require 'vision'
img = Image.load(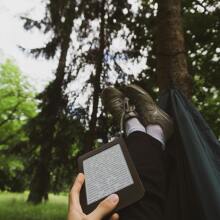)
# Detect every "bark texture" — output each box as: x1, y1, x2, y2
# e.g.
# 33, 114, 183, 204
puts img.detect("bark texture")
155, 0, 192, 98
